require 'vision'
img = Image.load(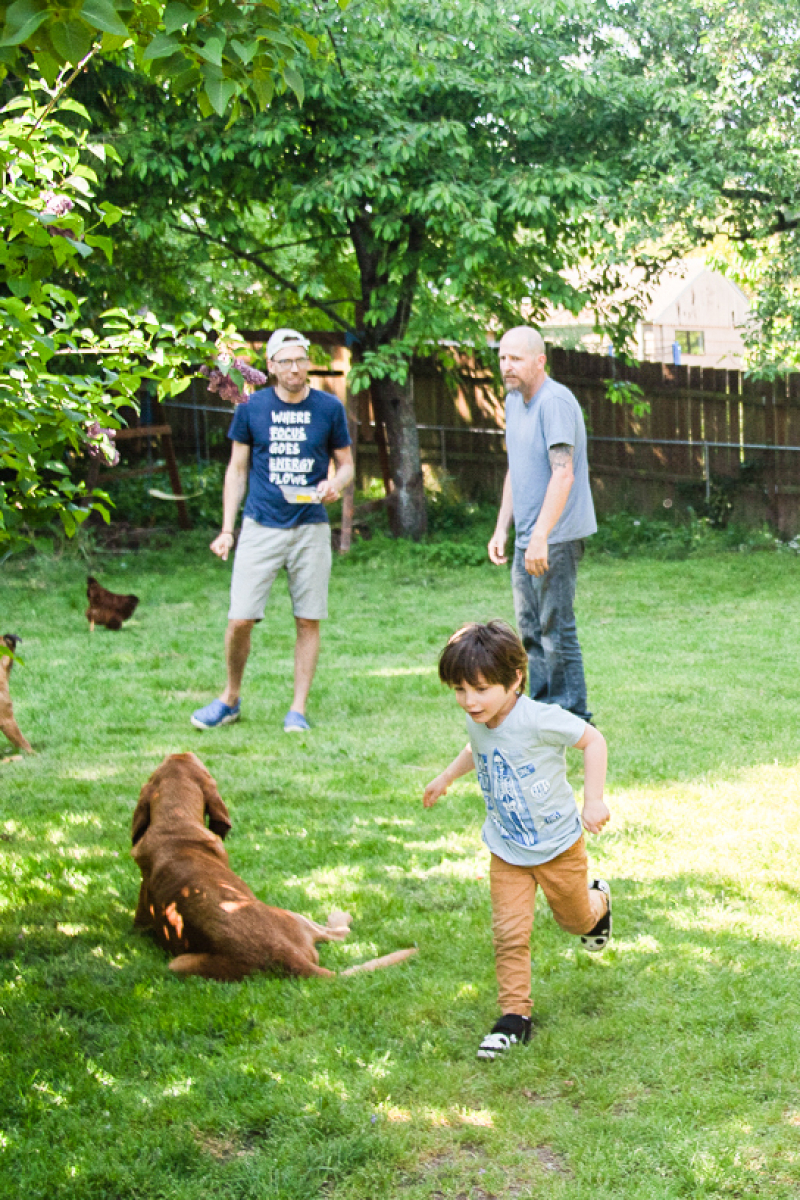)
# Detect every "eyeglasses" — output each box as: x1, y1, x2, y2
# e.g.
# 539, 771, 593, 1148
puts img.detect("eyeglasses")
272, 356, 310, 369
